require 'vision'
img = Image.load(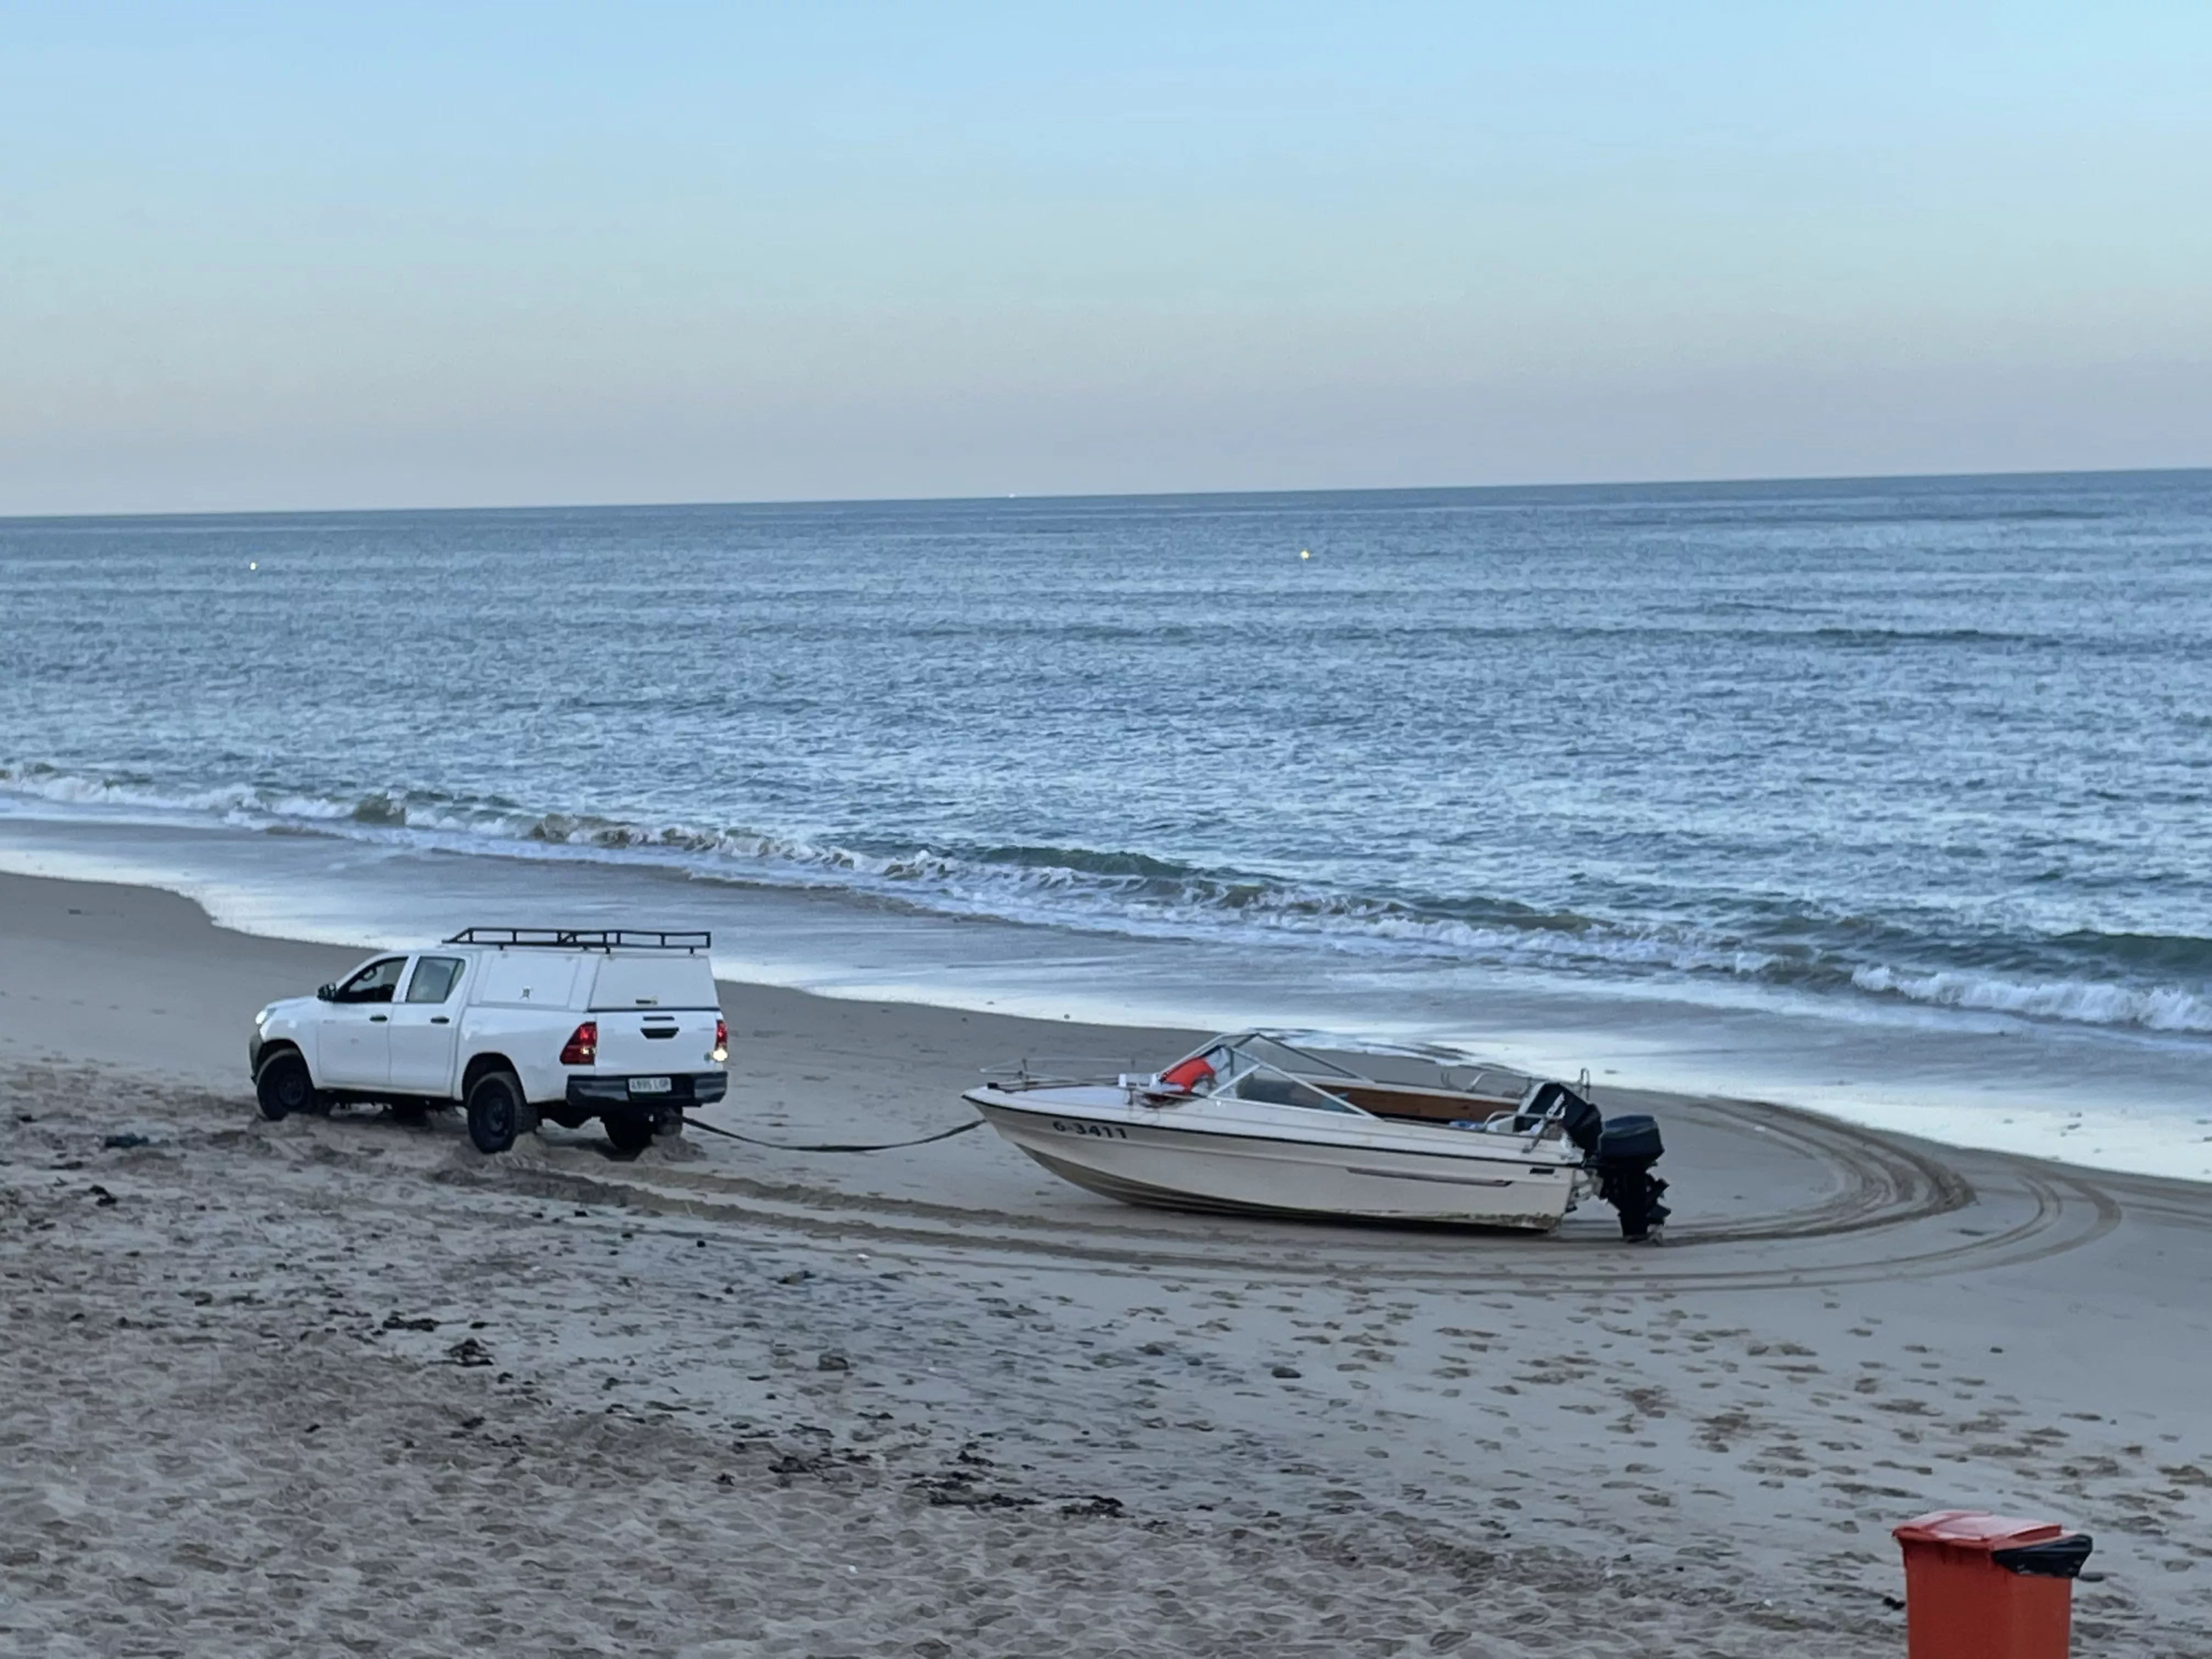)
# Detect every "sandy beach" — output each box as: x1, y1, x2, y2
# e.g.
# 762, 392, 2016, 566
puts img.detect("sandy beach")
5, 868, 2211, 1657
